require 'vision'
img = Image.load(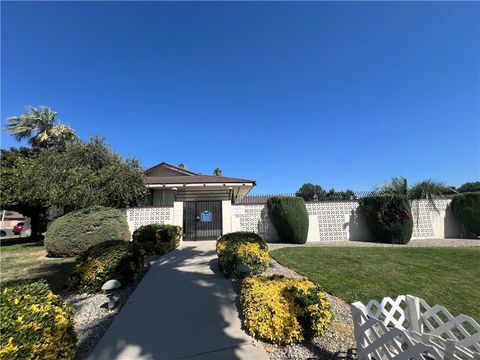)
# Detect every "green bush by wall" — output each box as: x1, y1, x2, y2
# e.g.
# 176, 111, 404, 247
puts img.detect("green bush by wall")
216, 232, 269, 278
0, 281, 77, 359
359, 194, 413, 244
68, 240, 145, 293
451, 193, 480, 236
132, 224, 182, 255
44, 206, 131, 257
267, 196, 309, 244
